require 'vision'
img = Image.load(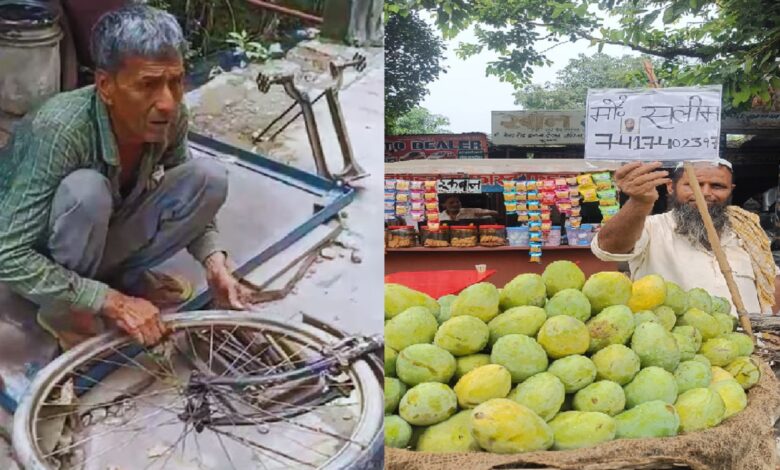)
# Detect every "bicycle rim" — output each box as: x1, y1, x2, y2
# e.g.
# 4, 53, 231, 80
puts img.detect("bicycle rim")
13, 311, 383, 470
